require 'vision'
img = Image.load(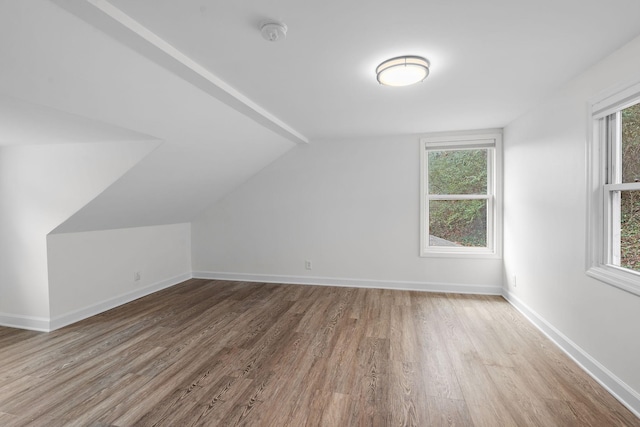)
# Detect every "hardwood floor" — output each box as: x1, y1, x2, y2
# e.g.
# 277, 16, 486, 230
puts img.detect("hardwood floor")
0, 279, 638, 426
